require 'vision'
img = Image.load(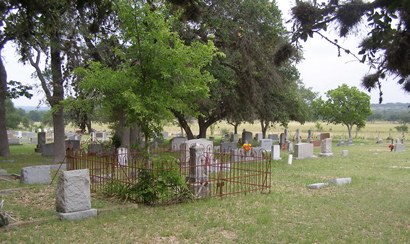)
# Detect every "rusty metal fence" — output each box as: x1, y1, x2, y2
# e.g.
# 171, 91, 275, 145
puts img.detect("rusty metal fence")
66, 147, 271, 203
